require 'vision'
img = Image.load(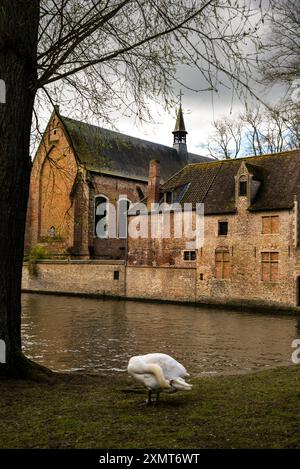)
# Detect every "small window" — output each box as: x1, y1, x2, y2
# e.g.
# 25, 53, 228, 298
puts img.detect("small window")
199, 273, 204, 280
114, 271, 120, 281
218, 221, 228, 236
239, 181, 247, 196
183, 251, 196, 261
